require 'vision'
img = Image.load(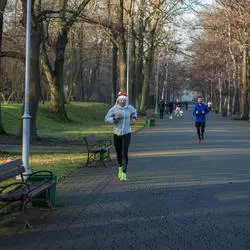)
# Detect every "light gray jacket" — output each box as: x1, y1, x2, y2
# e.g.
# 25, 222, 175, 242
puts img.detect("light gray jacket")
105, 104, 137, 135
